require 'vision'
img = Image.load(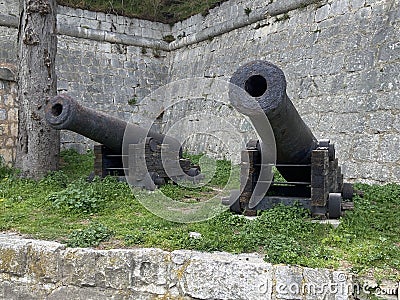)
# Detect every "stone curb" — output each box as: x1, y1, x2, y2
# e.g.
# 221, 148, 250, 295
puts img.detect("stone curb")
0, 233, 356, 300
